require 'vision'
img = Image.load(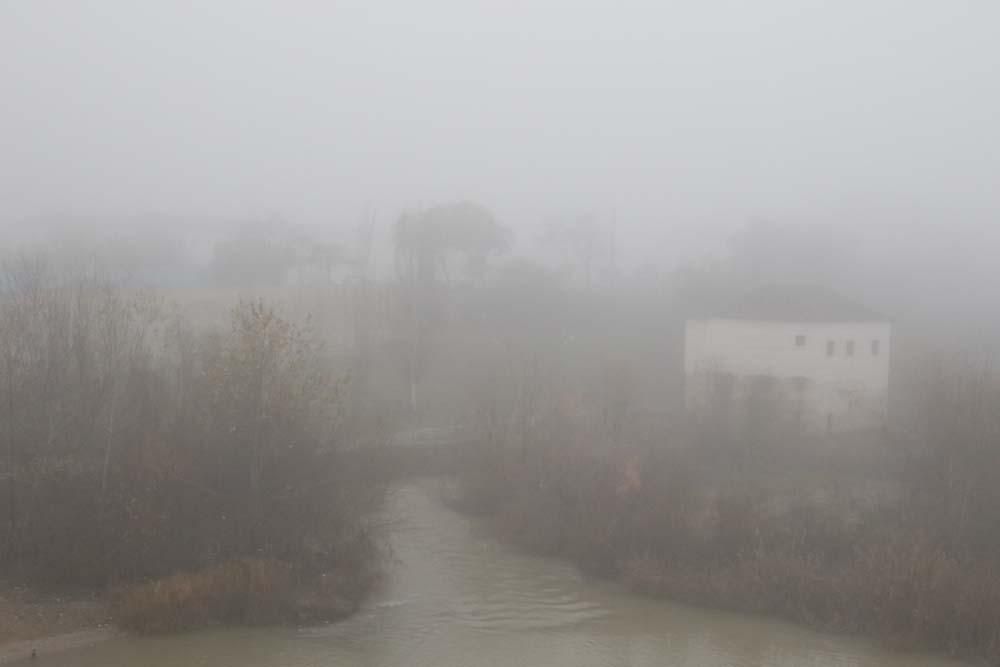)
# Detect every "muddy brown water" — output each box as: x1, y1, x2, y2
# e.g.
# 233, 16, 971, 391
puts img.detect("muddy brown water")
35, 481, 965, 667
